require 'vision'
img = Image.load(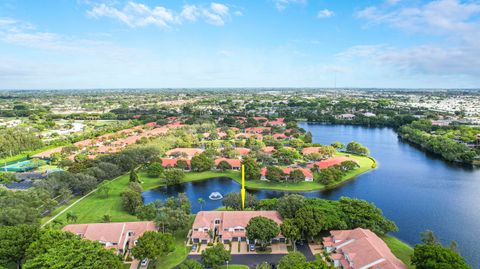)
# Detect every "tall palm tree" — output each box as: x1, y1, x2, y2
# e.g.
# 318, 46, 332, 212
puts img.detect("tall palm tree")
198, 198, 205, 211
